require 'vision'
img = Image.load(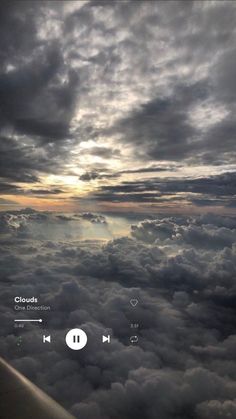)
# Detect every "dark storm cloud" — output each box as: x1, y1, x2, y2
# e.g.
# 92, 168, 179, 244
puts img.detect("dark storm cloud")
108, 81, 236, 165
201, 114, 236, 165
79, 171, 104, 181
119, 166, 178, 175
78, 192, 186, 204
1, 209, 236, 419
191, 197, 236, 208
80, 213, 107, 224
79, 166, 177, 182
0, 181, 62, 199
0, 136, 54, 183
0, 182, 21, 195
213, 47, 236, 105
0, 1, 80, 186
0, 1, 40, 70
97, 1, 236, 166
0, 0, 79, 142
0, 0, 236, 192
0, 46, 79, 140
26, 188, 64, 196
108, 82, 206, 161
81, 171, 236, 207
